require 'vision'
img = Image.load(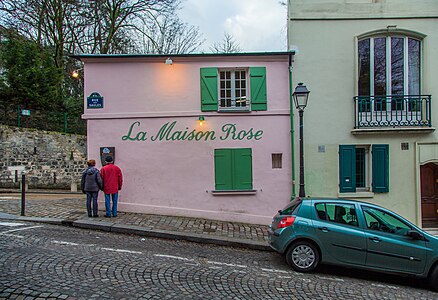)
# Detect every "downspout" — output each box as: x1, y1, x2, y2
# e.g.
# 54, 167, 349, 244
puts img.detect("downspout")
289, 52, 296, 199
